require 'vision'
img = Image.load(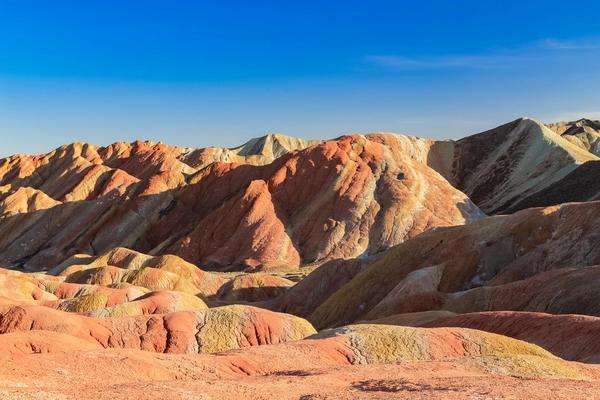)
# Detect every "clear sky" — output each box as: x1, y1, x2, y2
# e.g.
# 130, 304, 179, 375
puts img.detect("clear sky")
1, 0, 600, 157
